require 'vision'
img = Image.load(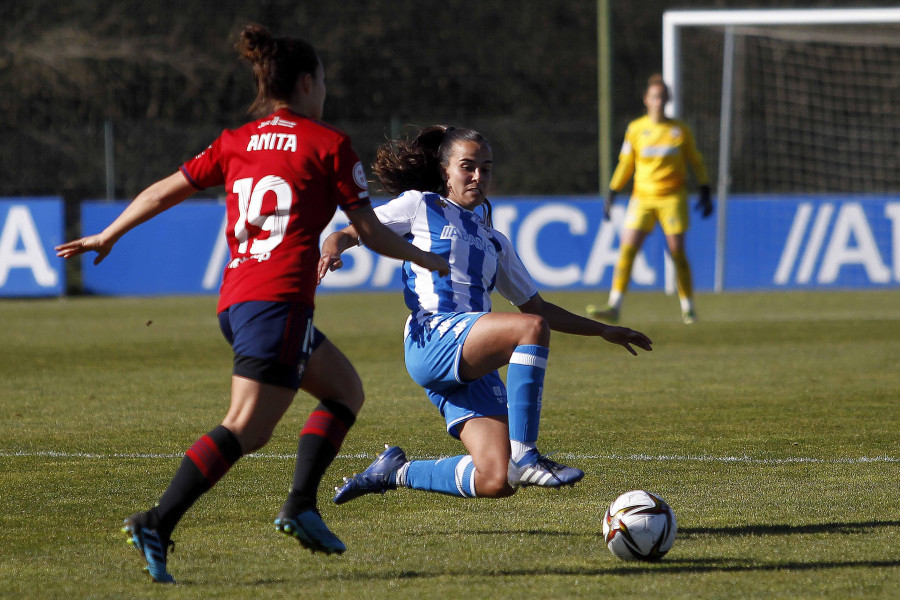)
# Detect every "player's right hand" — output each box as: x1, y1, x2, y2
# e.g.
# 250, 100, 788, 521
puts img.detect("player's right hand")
602, 190, 617, 221
55, 235, 114, 265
